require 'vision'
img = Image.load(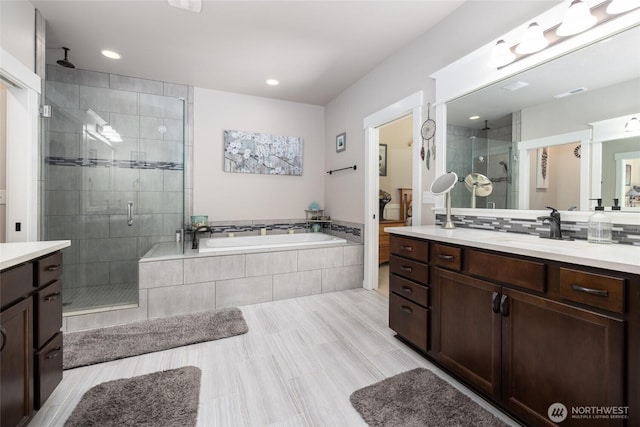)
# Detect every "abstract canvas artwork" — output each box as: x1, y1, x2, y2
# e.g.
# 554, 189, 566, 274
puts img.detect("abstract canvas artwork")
536, 147, 549, 189
223, 130, 303, 176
